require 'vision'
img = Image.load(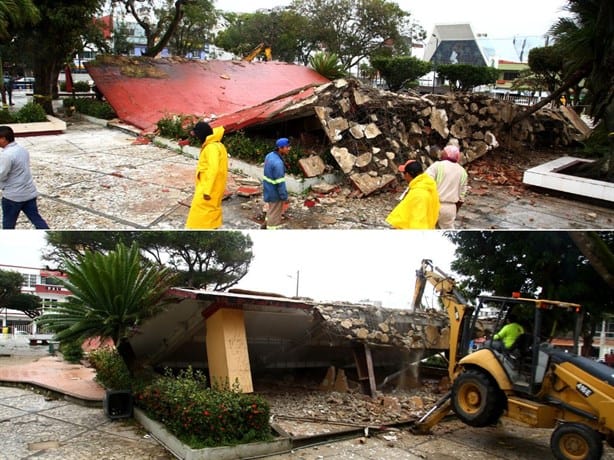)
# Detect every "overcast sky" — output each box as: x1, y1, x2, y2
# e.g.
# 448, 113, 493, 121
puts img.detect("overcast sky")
0, 230, 456, 309
214, 0, 568, 38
